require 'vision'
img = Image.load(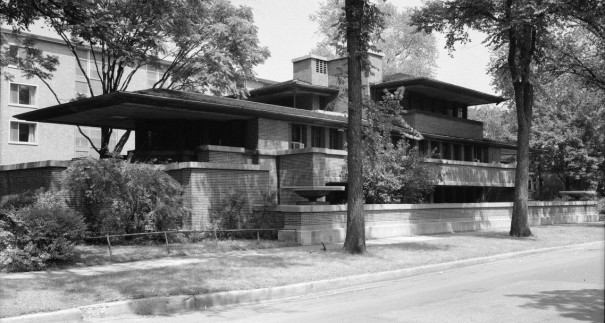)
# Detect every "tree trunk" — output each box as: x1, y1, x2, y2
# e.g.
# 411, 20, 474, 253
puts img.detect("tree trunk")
343, 0, 366, 254
99, 126, 113, 159
510, 81, 533, 237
